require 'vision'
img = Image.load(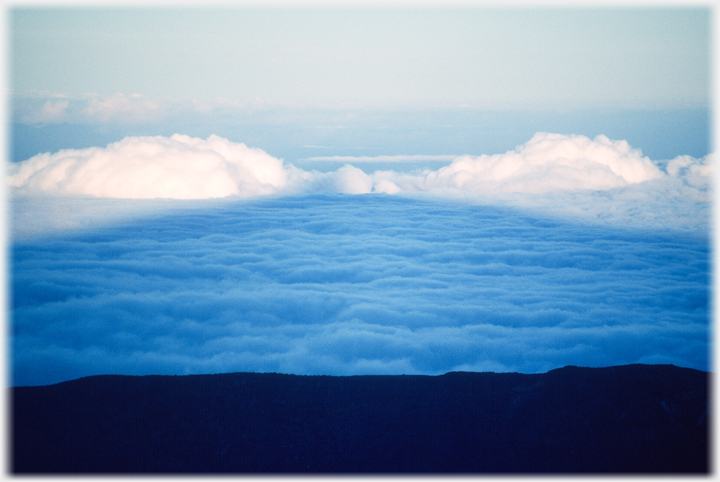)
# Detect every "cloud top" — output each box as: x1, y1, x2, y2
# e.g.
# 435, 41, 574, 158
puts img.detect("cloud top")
9, 132, 687, 199
304, 154, 458, 162
416, 133, 664, 195
9, 134, 288, 199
